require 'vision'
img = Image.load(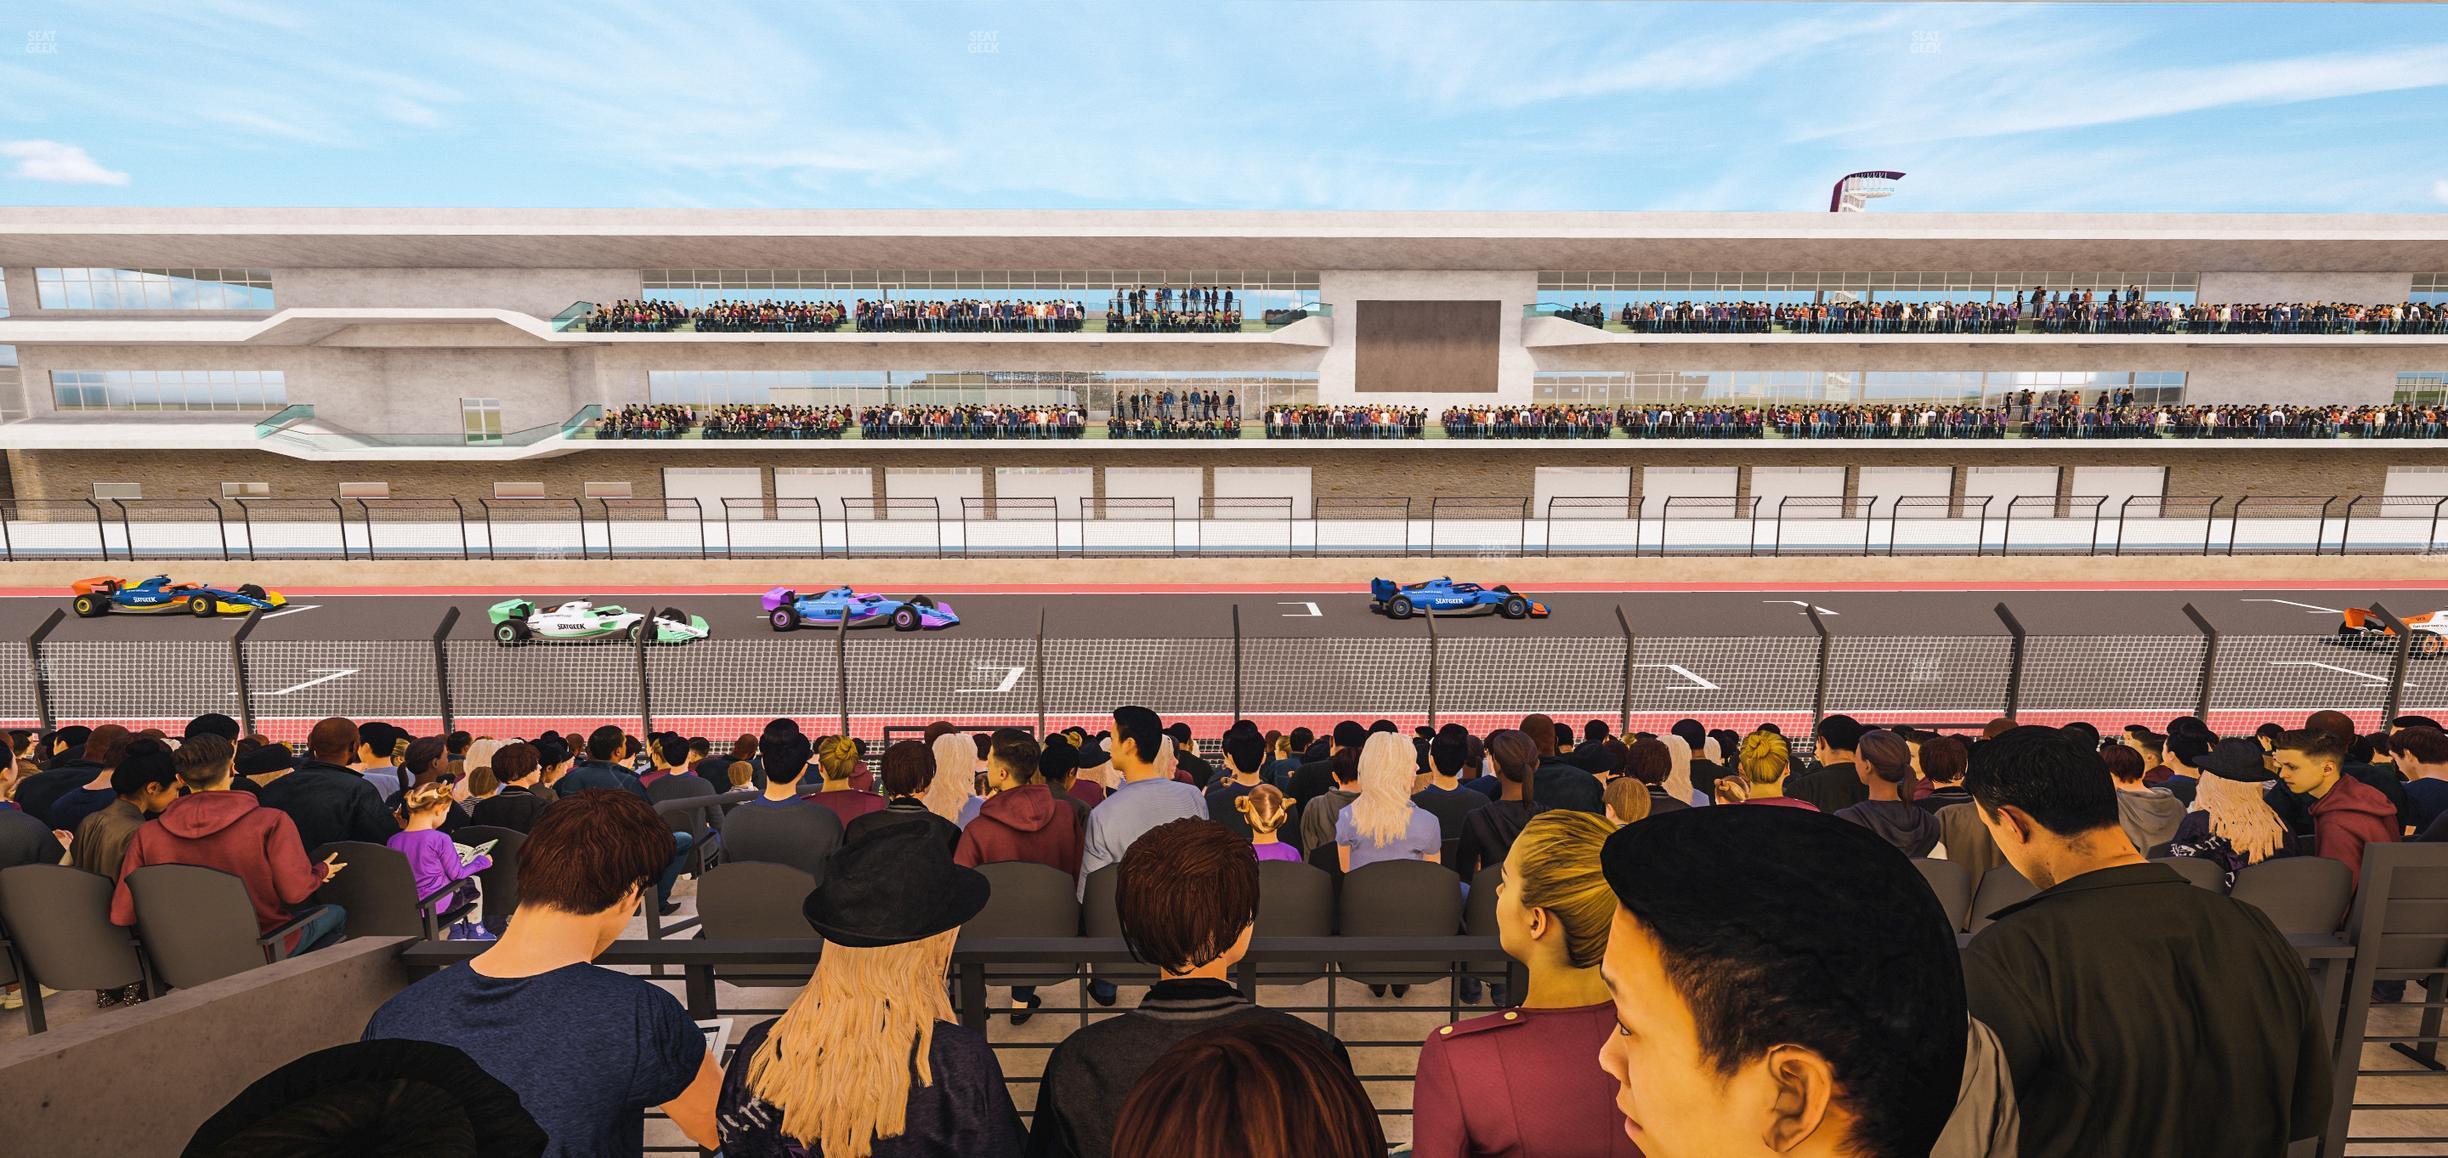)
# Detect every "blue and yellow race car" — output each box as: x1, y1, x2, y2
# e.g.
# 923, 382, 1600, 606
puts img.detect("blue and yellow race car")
1369, 577, 1549, 620
72, 575, 287, 618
